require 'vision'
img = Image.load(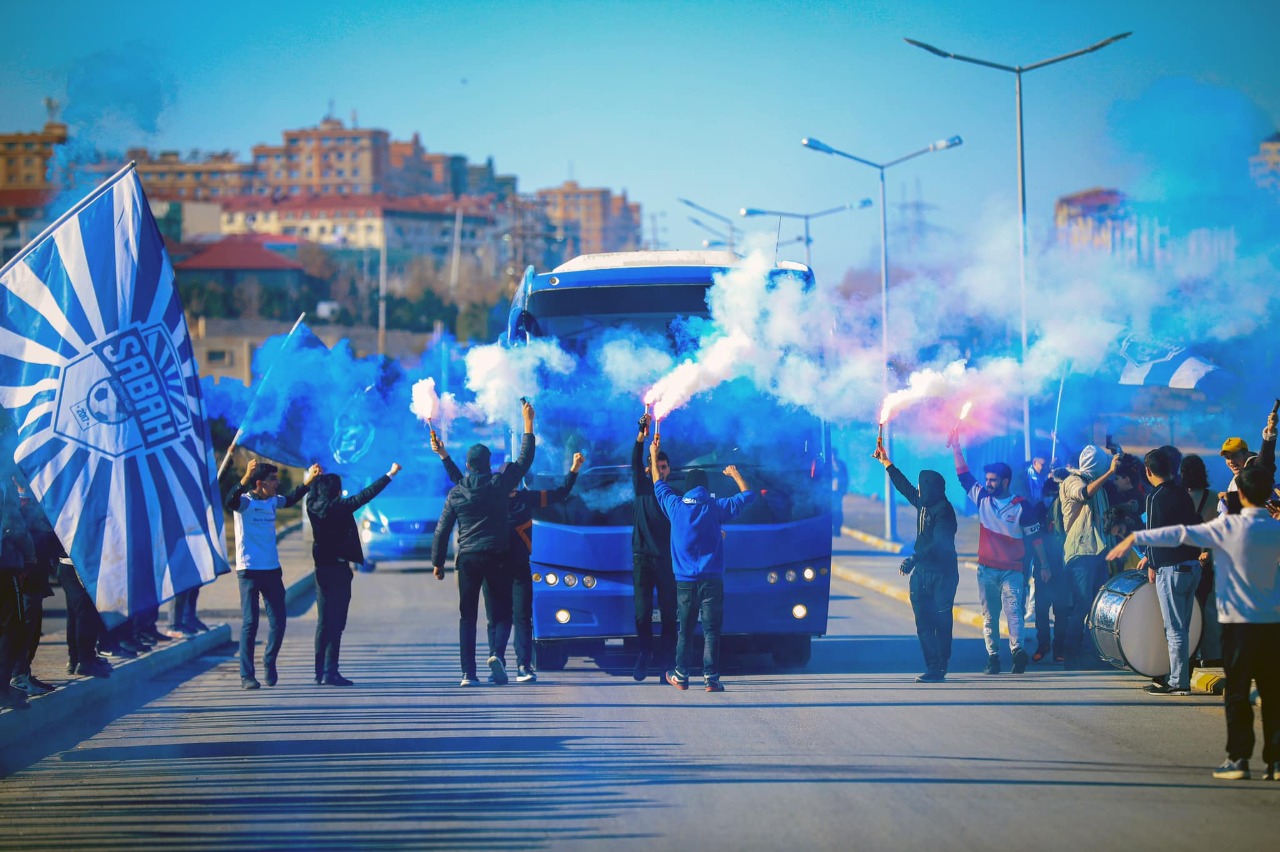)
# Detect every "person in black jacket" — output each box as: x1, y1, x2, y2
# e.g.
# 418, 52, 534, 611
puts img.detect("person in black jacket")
434, 433, 583, 684
9, 473, 59, 696
305, 461, 401, 686
875, 443, 959, 683
1, 472, 35, 710
432, 400, 536, 686
1138, 448, 1204, 695
632, 412, 676, 681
